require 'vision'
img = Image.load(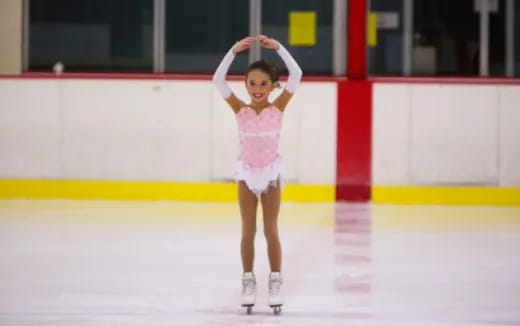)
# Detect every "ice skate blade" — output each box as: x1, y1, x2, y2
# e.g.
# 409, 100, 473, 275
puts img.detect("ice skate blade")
269, 304, 282, 315
241, 304, 254, 315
